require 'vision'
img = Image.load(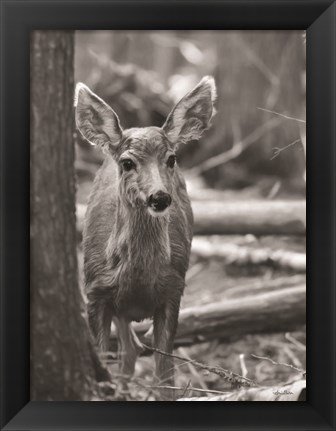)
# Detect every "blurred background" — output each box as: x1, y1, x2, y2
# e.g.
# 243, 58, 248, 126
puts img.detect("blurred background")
74, 31, 306, 400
